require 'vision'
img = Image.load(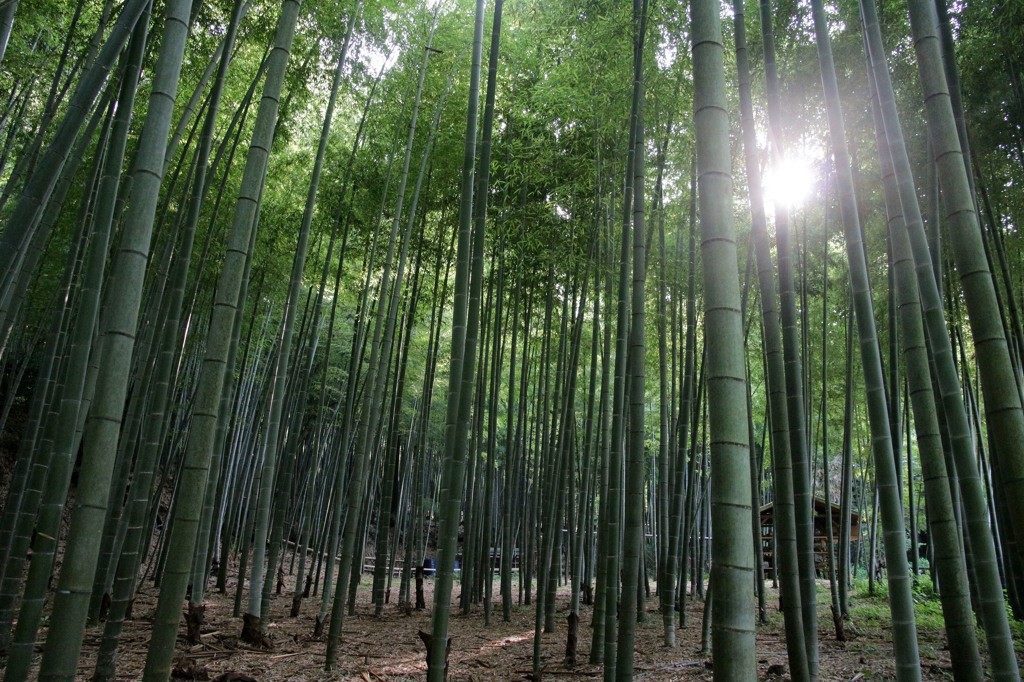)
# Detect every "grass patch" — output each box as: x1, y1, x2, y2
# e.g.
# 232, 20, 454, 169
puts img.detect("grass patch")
848, 577, 946, 630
